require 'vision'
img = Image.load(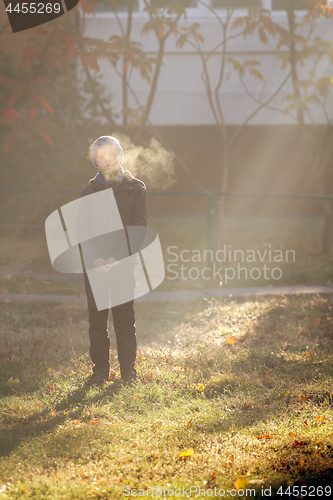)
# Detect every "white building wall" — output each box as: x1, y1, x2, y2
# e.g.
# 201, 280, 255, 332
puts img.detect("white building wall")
81, 2, 333, 125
